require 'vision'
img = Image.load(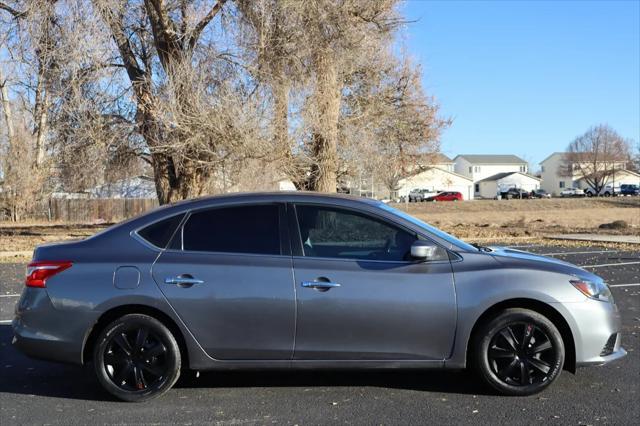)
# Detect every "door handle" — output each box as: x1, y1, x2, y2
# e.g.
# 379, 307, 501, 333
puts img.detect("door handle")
301, 281, 341, 290
165, 275, 204, 287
